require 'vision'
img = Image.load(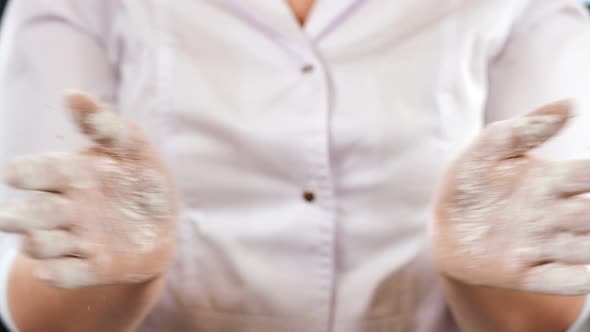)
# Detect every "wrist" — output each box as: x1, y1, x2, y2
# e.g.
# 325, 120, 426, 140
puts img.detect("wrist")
439, 273, 585, 332
9, 254, 165, 332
